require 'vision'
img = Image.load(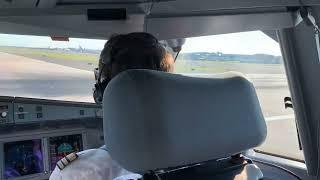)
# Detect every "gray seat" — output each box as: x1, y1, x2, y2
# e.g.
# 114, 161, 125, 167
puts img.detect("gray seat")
103, 70, 267, 179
